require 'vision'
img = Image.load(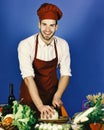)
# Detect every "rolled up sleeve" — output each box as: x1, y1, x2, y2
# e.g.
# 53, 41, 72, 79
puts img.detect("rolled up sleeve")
18, 41, 35, 79
58, 40, 72, 77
